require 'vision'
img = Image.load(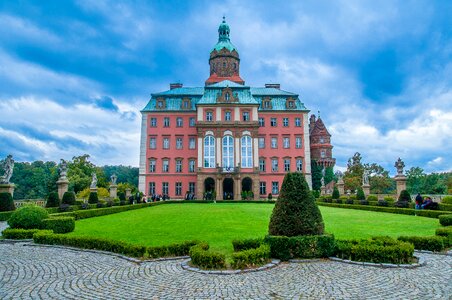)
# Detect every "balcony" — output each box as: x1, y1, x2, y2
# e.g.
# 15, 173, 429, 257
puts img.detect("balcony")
217, 166, 240, 174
